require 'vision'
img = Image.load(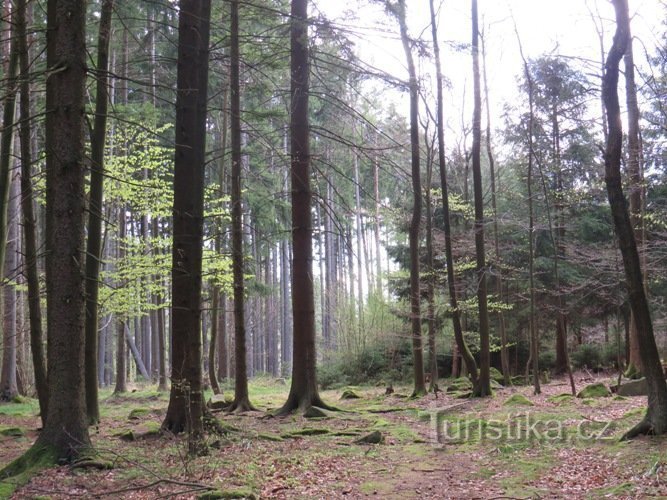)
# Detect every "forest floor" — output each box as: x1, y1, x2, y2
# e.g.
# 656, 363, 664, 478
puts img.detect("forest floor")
0, 372, 665, 499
